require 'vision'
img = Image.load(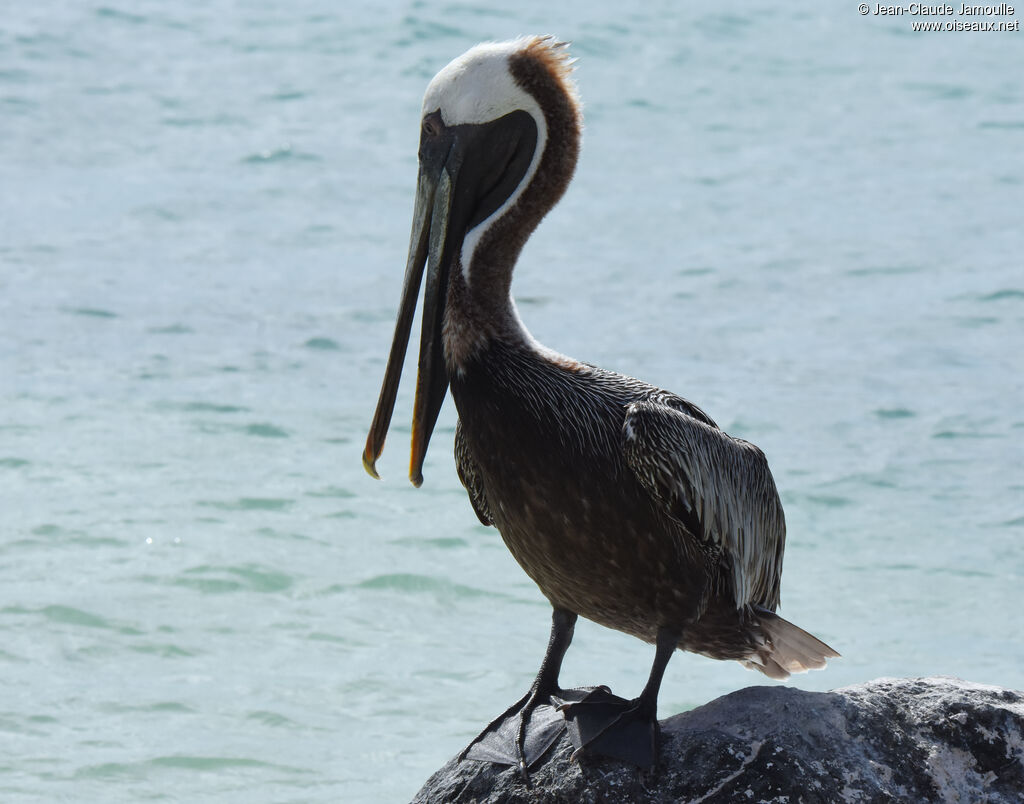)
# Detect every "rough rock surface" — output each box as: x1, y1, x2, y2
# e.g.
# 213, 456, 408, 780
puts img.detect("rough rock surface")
411, 677, 1024, 803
